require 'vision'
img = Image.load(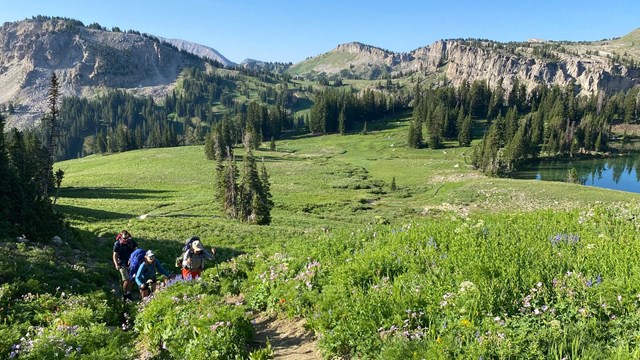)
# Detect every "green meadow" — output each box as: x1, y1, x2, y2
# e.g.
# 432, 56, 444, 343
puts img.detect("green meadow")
4, 114, 640, 358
